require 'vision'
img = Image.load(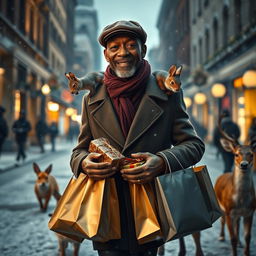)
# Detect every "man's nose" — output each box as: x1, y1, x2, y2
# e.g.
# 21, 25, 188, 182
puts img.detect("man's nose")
118, 46, 129, 56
